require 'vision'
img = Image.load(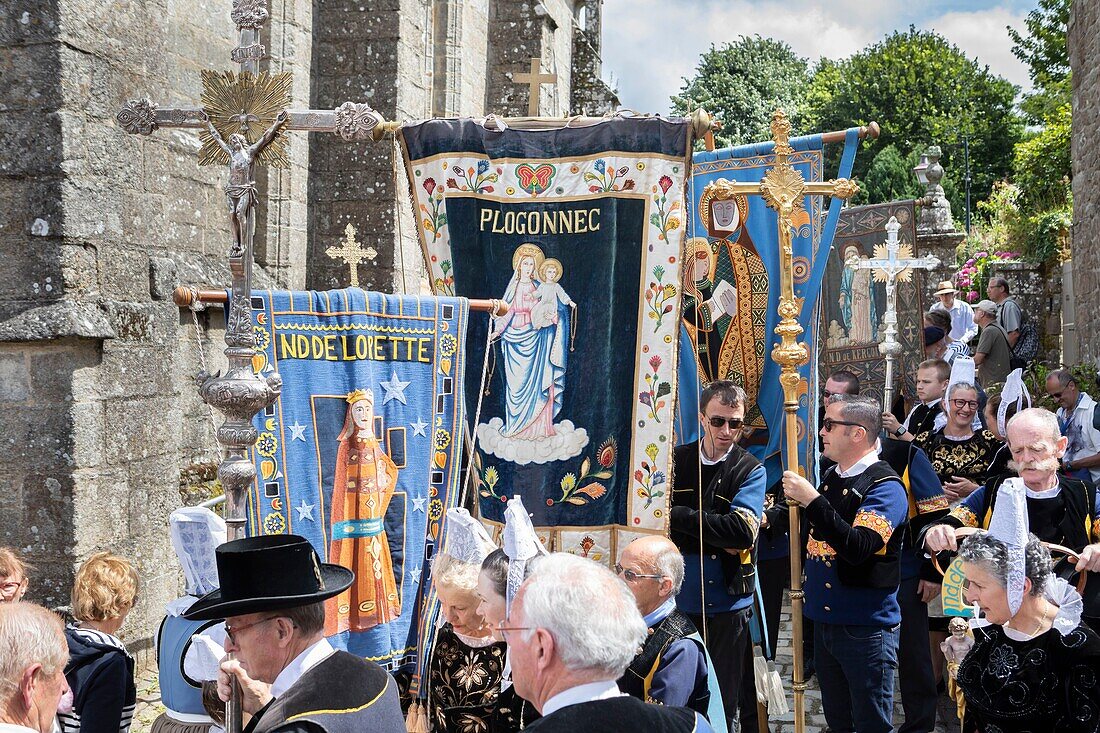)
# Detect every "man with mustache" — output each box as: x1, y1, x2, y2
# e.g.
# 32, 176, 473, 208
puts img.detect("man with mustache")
922, 407, 1100, 628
